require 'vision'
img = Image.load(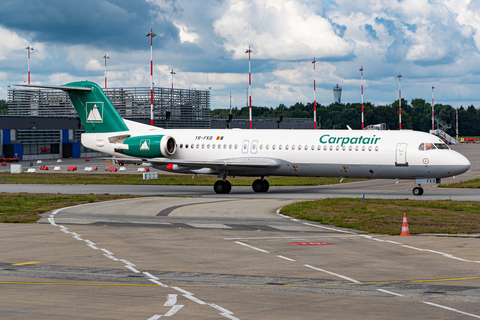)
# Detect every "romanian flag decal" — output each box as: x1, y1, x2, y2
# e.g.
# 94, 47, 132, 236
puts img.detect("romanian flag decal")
216, 136, 224, 140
